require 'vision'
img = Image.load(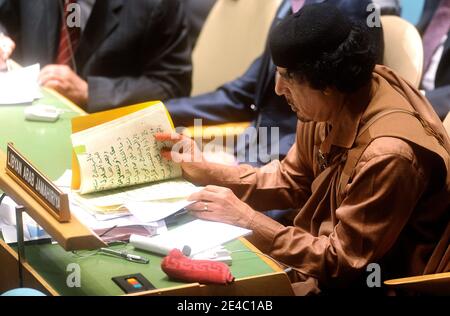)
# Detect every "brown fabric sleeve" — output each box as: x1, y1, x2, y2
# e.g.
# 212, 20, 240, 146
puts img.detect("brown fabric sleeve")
181, 122, 316, 211
265, 151, 428, 286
